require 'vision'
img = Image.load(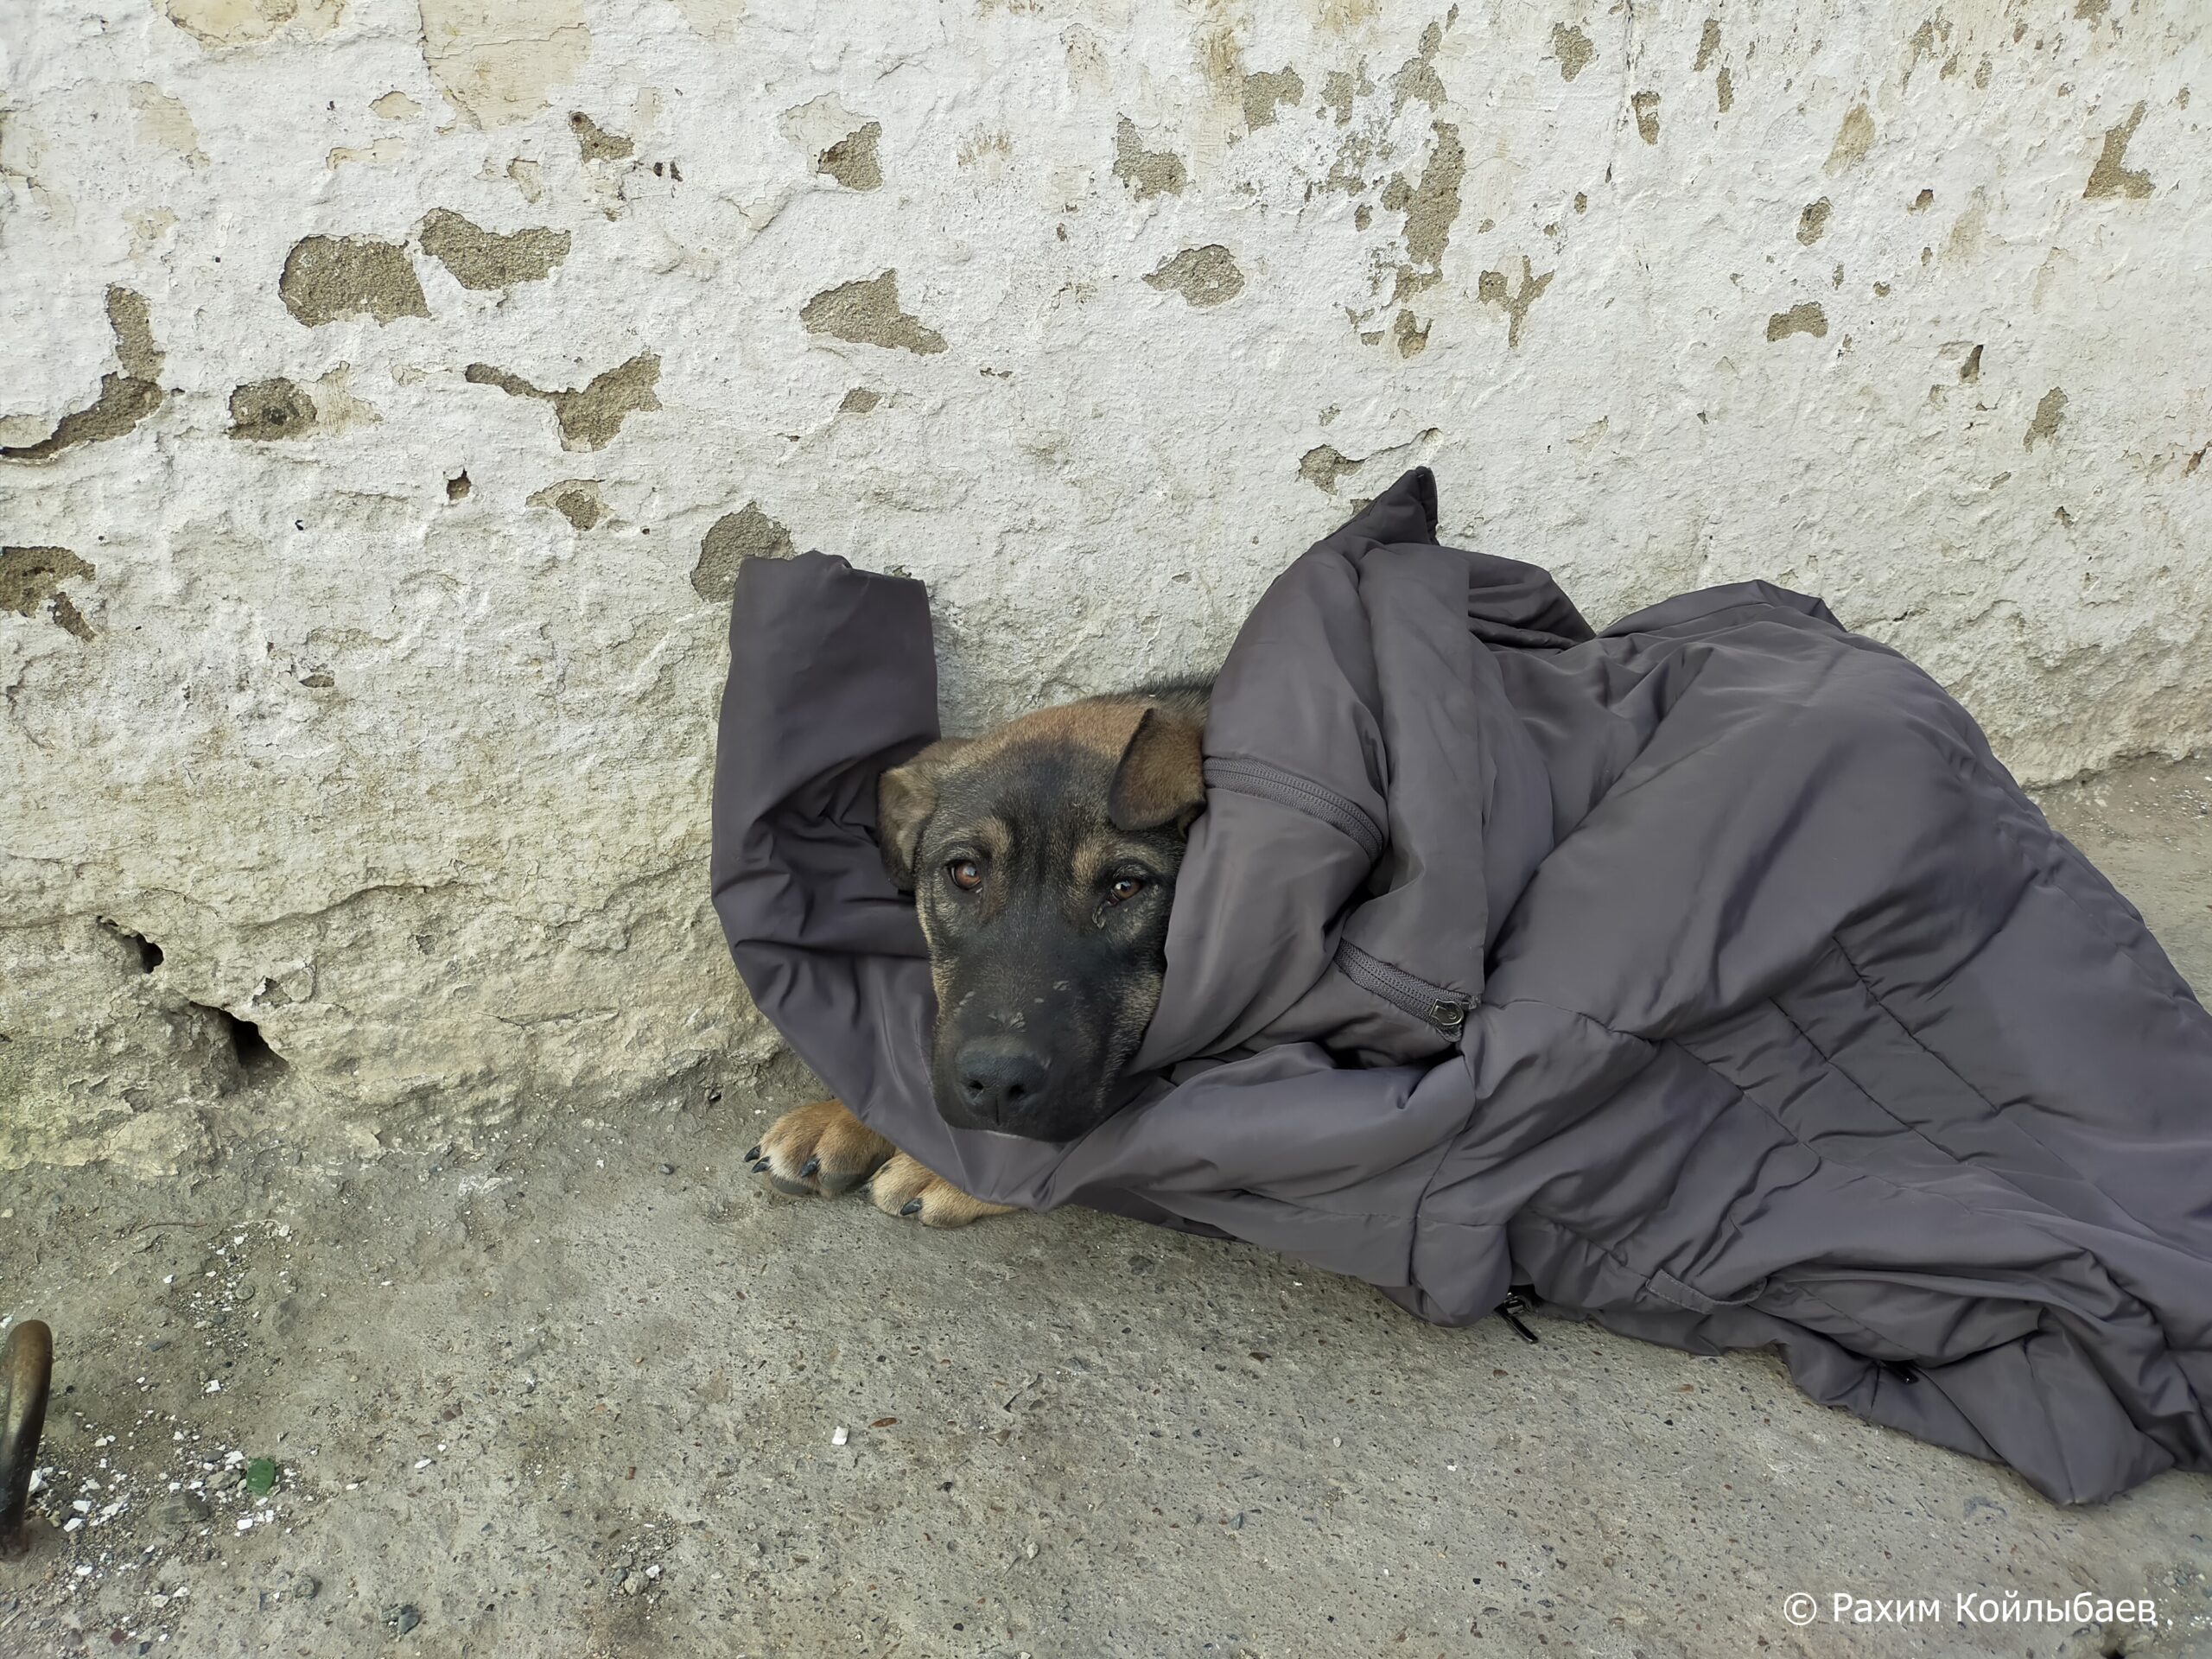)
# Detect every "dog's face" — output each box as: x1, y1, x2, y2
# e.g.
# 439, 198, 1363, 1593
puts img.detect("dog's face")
877, 696, 1206, 1141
